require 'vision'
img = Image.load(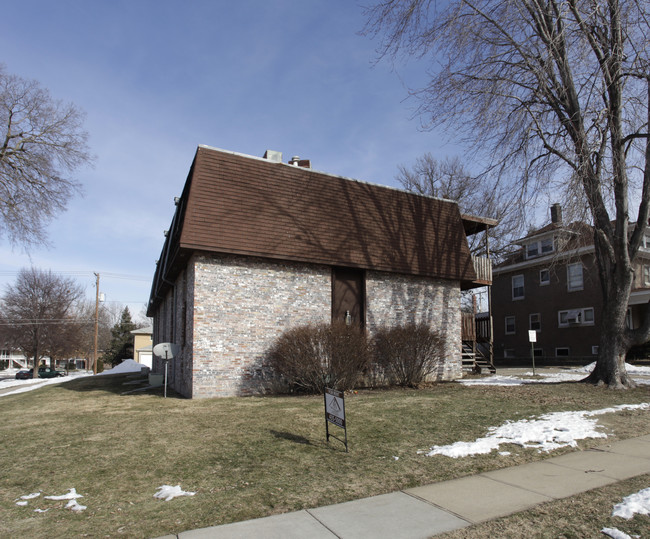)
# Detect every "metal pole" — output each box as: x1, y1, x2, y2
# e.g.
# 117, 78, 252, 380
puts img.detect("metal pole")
164, 352, 168, 398
93, 273, 99, 375
531, 341, 536, 376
